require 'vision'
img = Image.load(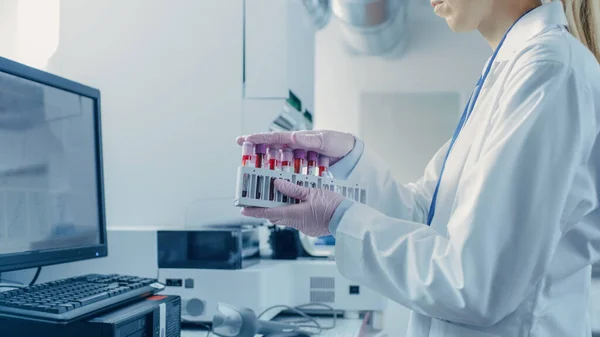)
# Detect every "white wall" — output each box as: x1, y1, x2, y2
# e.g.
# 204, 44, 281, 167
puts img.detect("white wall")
315, 1, 490, 134
0, 0, 18, 60
314, 1, 491, 335
45, 0, 246, 229
0, 0, 59, 69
